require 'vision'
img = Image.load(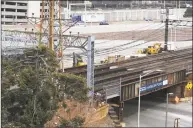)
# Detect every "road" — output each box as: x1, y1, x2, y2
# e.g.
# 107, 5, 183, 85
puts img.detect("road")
123, 98, 192, 127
